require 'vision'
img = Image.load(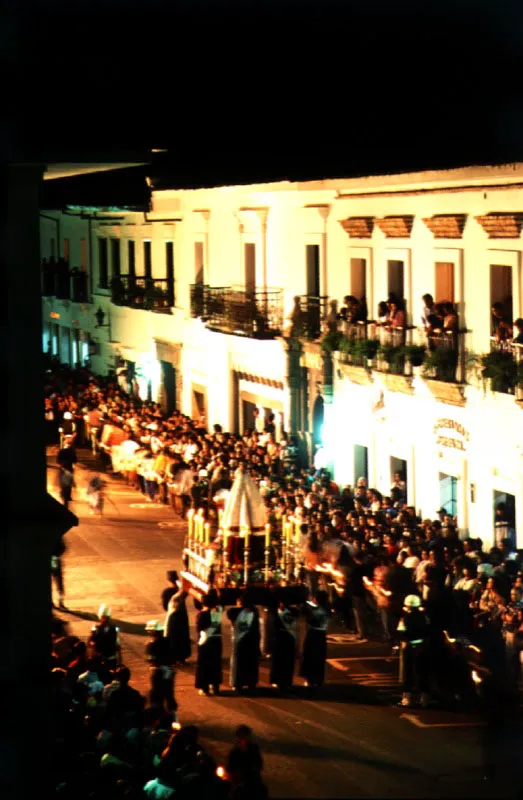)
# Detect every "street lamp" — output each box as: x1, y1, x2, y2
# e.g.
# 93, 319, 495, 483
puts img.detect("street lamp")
95, 307, 110, 328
